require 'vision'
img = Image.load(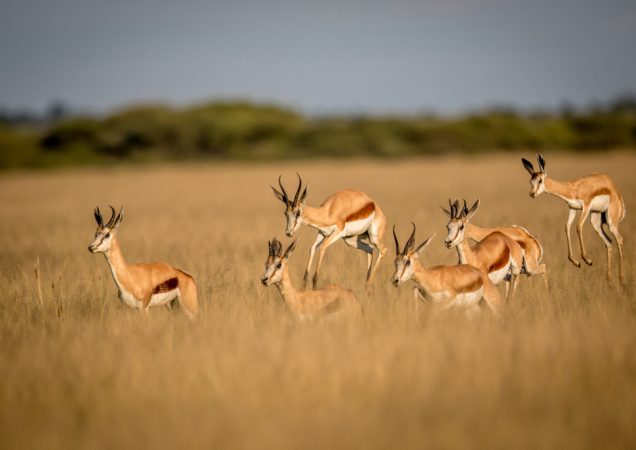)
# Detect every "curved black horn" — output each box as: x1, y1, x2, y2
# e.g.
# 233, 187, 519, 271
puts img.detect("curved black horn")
293, 173, 302, 205
106, 205, 116, 227
278, 175, 289, 201
393, 225, 400, 255
405, 222, 416, 253
460, 199, 468, 218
